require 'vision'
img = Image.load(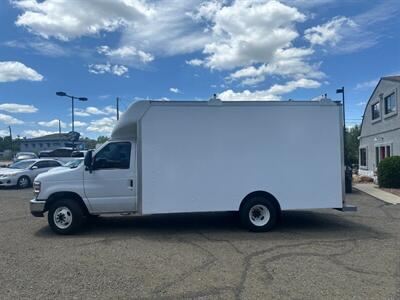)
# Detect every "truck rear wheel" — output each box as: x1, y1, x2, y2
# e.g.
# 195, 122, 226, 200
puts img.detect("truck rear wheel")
48, 199, 84, 235
240, 197, 278, 232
